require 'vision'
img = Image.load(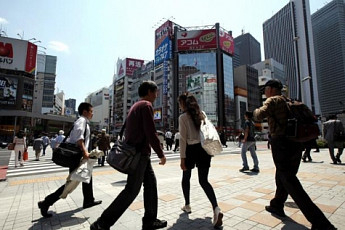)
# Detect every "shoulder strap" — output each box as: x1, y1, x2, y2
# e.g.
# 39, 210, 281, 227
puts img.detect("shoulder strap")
62, 118, 88, 143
